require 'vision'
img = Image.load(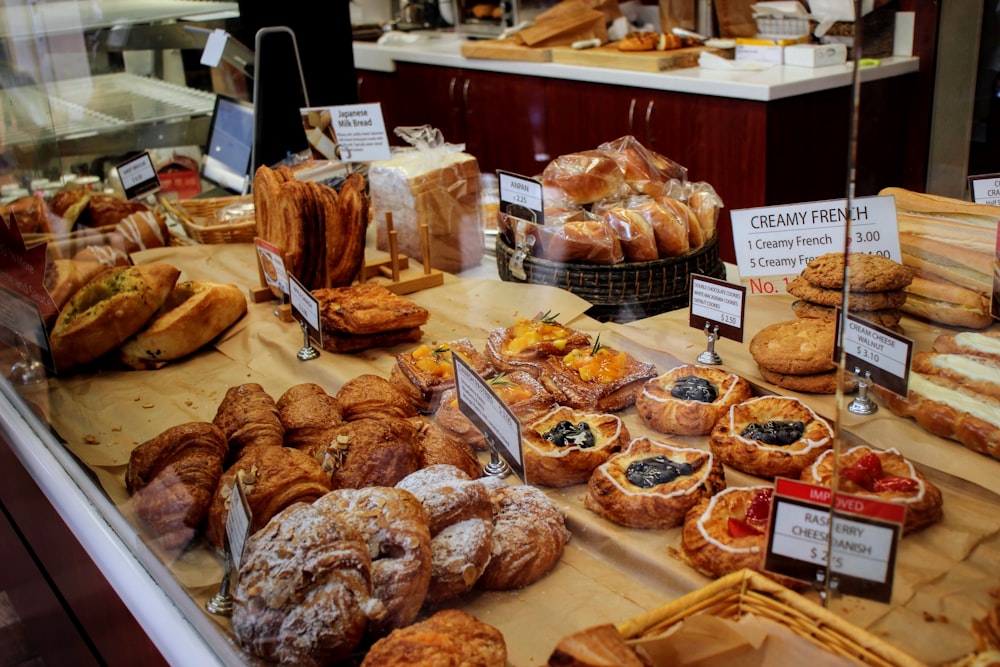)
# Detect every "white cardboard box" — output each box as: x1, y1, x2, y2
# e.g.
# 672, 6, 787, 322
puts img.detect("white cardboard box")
783, 43, 848, 67
734, 44, 785, 64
